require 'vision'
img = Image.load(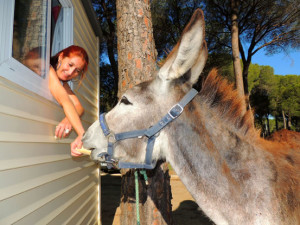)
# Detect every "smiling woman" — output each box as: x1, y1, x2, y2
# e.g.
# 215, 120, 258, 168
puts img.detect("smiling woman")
49, 45, 89, 156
